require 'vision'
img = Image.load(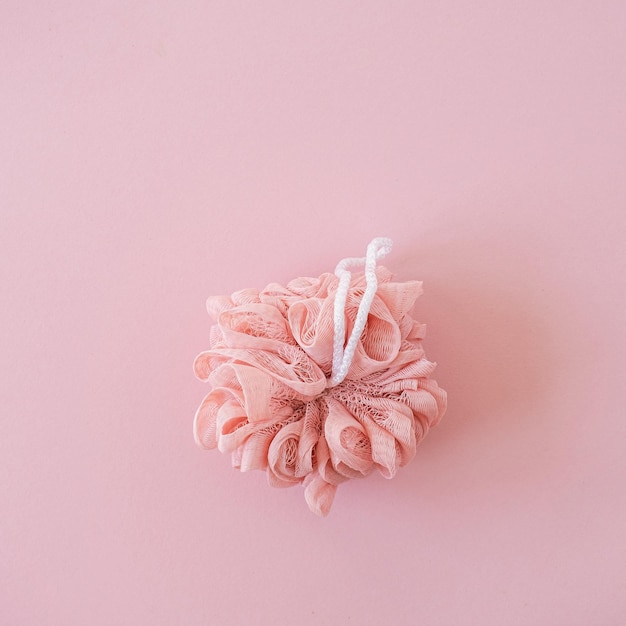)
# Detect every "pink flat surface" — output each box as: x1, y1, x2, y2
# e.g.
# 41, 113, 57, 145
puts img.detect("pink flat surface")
2, 2, 626, 624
